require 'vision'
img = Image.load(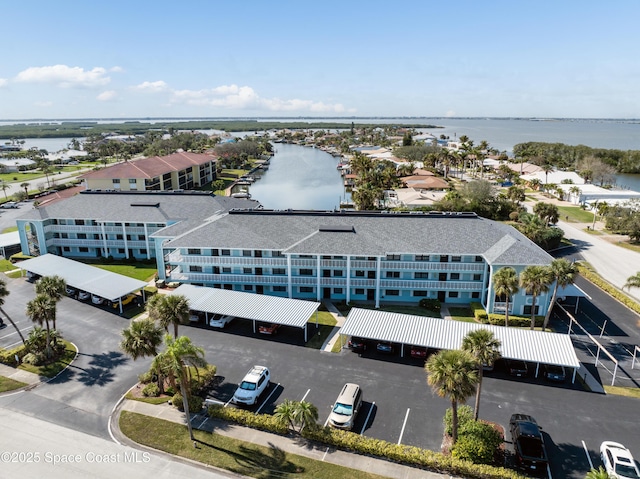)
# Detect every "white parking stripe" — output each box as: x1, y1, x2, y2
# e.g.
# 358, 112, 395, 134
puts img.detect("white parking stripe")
197, 415, 209, 429
256, 382, 280, 414
398, 408, 410, 444
582, 440, 594, 469
359, 401, 375, 436
300, 388, 310, 402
